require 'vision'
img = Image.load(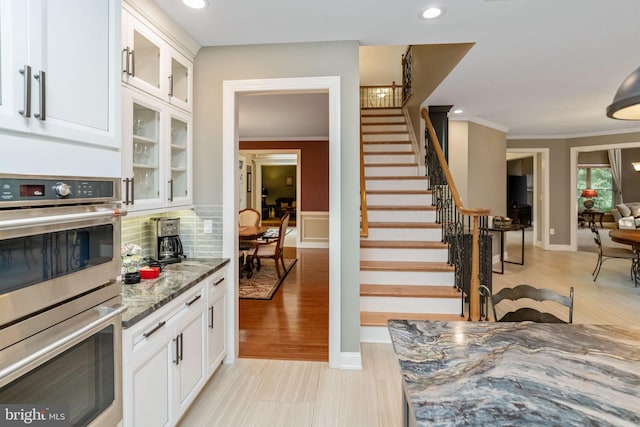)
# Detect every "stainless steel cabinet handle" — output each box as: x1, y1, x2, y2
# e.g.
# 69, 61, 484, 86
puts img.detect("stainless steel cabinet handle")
124, 178, 130, 205
130, 176, 135, 205
122, 47, 129, 75
142, 321, 166, 338
173, 335, 180, 365
33, 71, 46, 120
209, 306, 214, 329
130, 49, 135, 77
214, 277, 225, 286
18, 65, 31, 117
168, 179, 174, 202
168, 75, 174, 97
186, 294, 201, 307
